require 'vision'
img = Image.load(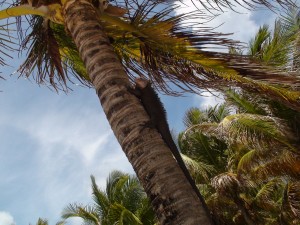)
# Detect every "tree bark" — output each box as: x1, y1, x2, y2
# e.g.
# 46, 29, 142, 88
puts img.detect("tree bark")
62, 0, 213, 224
